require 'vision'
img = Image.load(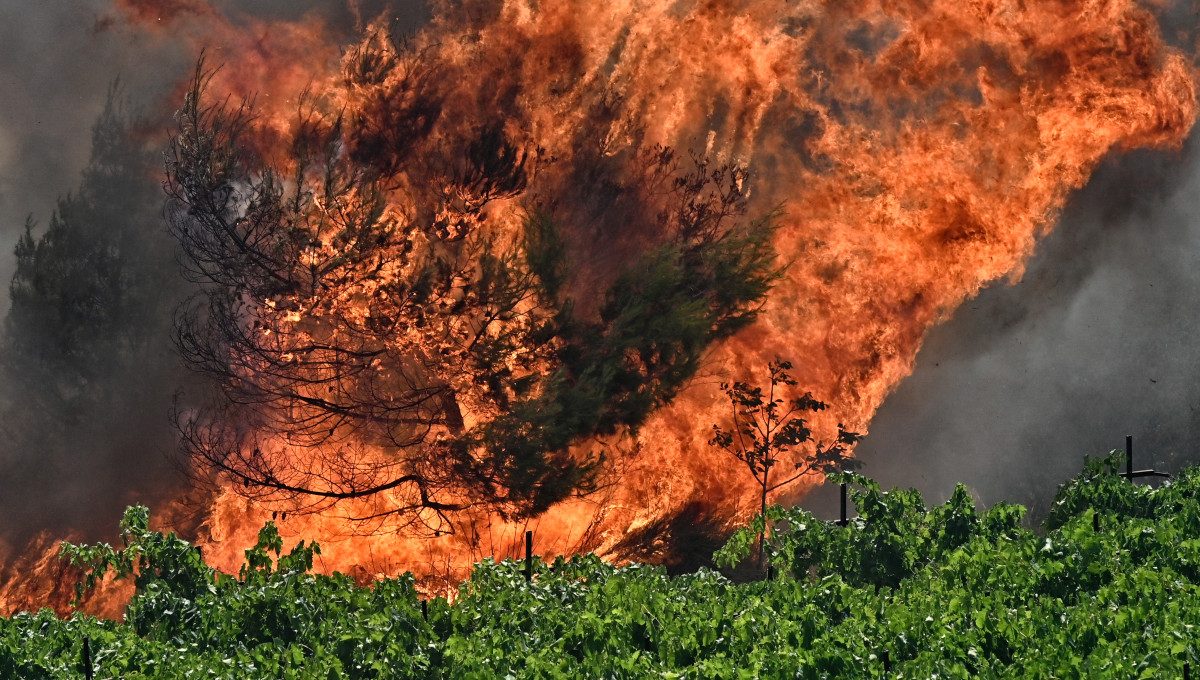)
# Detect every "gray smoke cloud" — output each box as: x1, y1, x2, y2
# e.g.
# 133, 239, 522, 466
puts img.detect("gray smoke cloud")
0, 1, 180, 311
810, 4, 1200, 521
